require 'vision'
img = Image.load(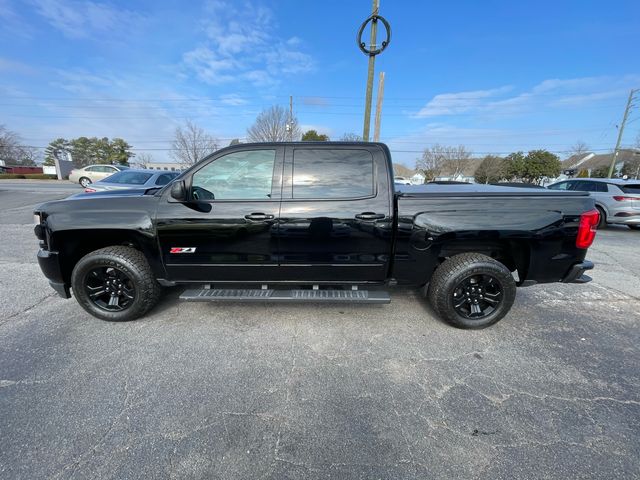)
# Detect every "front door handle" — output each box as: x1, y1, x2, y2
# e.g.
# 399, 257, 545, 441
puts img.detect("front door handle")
244, 213, 275, 221
355, 212, 386, 220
